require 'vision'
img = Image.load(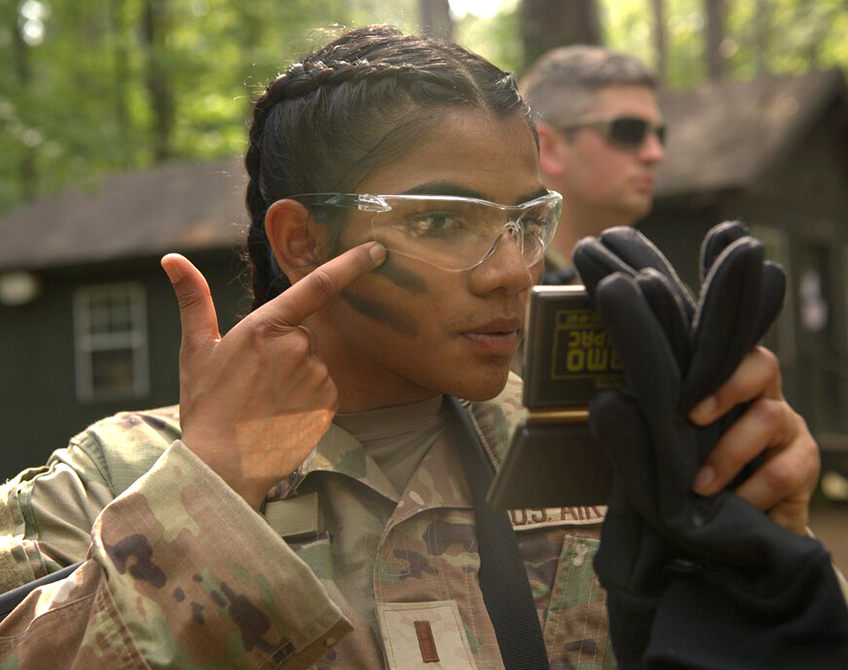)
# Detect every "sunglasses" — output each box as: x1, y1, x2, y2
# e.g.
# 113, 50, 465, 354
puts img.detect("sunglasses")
289, 191, 562, 272
560, 115, 666, 148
